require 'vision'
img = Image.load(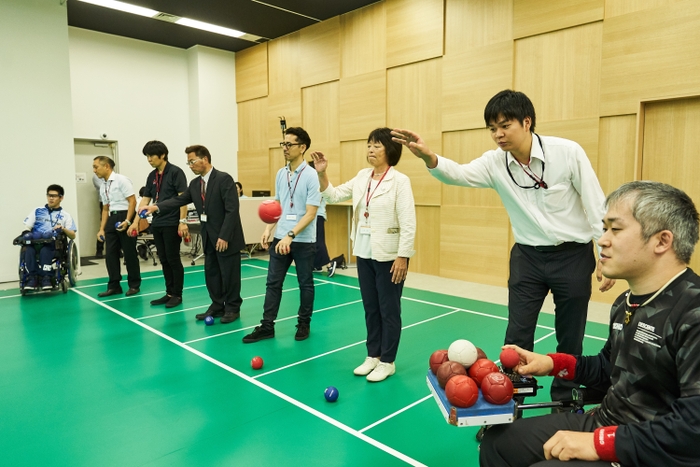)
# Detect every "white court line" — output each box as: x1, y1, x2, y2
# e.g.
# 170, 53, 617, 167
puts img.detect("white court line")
70, 287, 426, 467
360, 395, 433, 434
